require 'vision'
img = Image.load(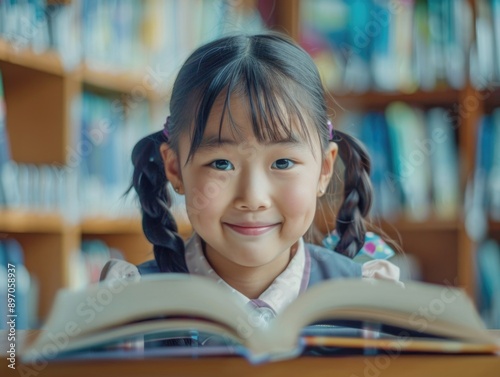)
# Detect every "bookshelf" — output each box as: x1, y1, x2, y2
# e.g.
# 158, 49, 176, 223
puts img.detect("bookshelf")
270, 0, 495, 299
322, 85, 481, 292
0, 0, 497, 322
296, 0, 499, 300
0, 39, 64, 75
0, 0, 270, 320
